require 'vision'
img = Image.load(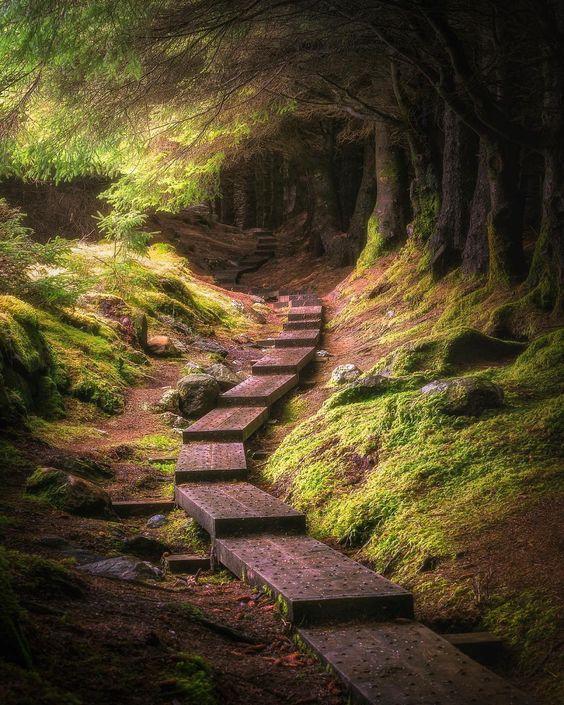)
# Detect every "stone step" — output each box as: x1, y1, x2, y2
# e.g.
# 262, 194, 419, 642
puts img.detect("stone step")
176, 442, 247, 482
251, 347, 316, 375
444, 631, 504, 666
288, 306, 323, 321
182, 406, 268, 442
273, 329, 321, 348
298, 621, 532, 705
219, 374, 298, 407
273, 301, 288, 310
283, 319, 322, 331
176, 483, 307, 538
215, 534, 413, 625
112, 499, 175, 517
165, 554, 211, 574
